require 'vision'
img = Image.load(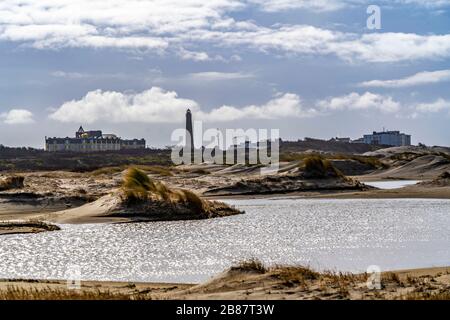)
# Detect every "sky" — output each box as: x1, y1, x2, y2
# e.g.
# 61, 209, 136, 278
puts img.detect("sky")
0, 0, 450, 148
